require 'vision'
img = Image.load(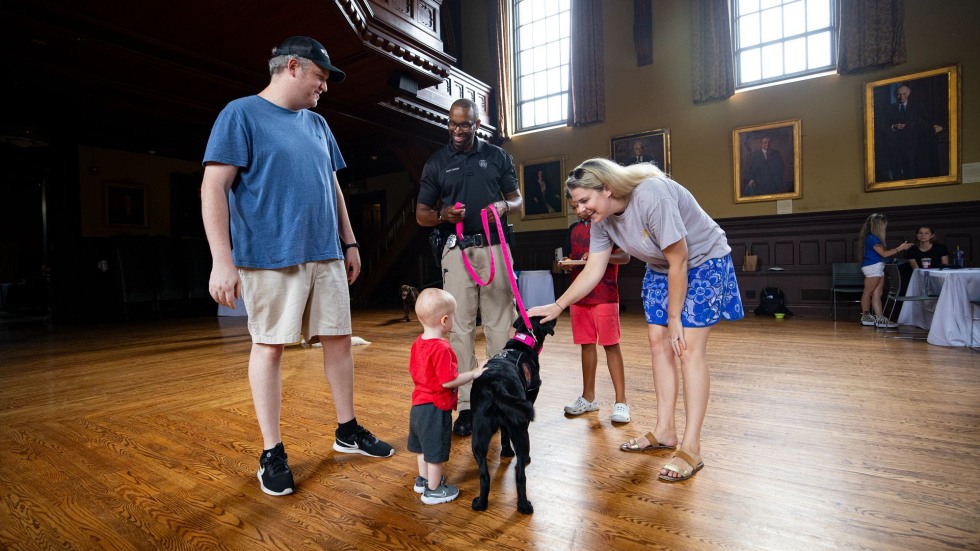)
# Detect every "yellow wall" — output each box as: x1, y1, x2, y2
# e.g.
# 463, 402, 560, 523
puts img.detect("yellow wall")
464, 0, 980, 233
78, 145, 201, 237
